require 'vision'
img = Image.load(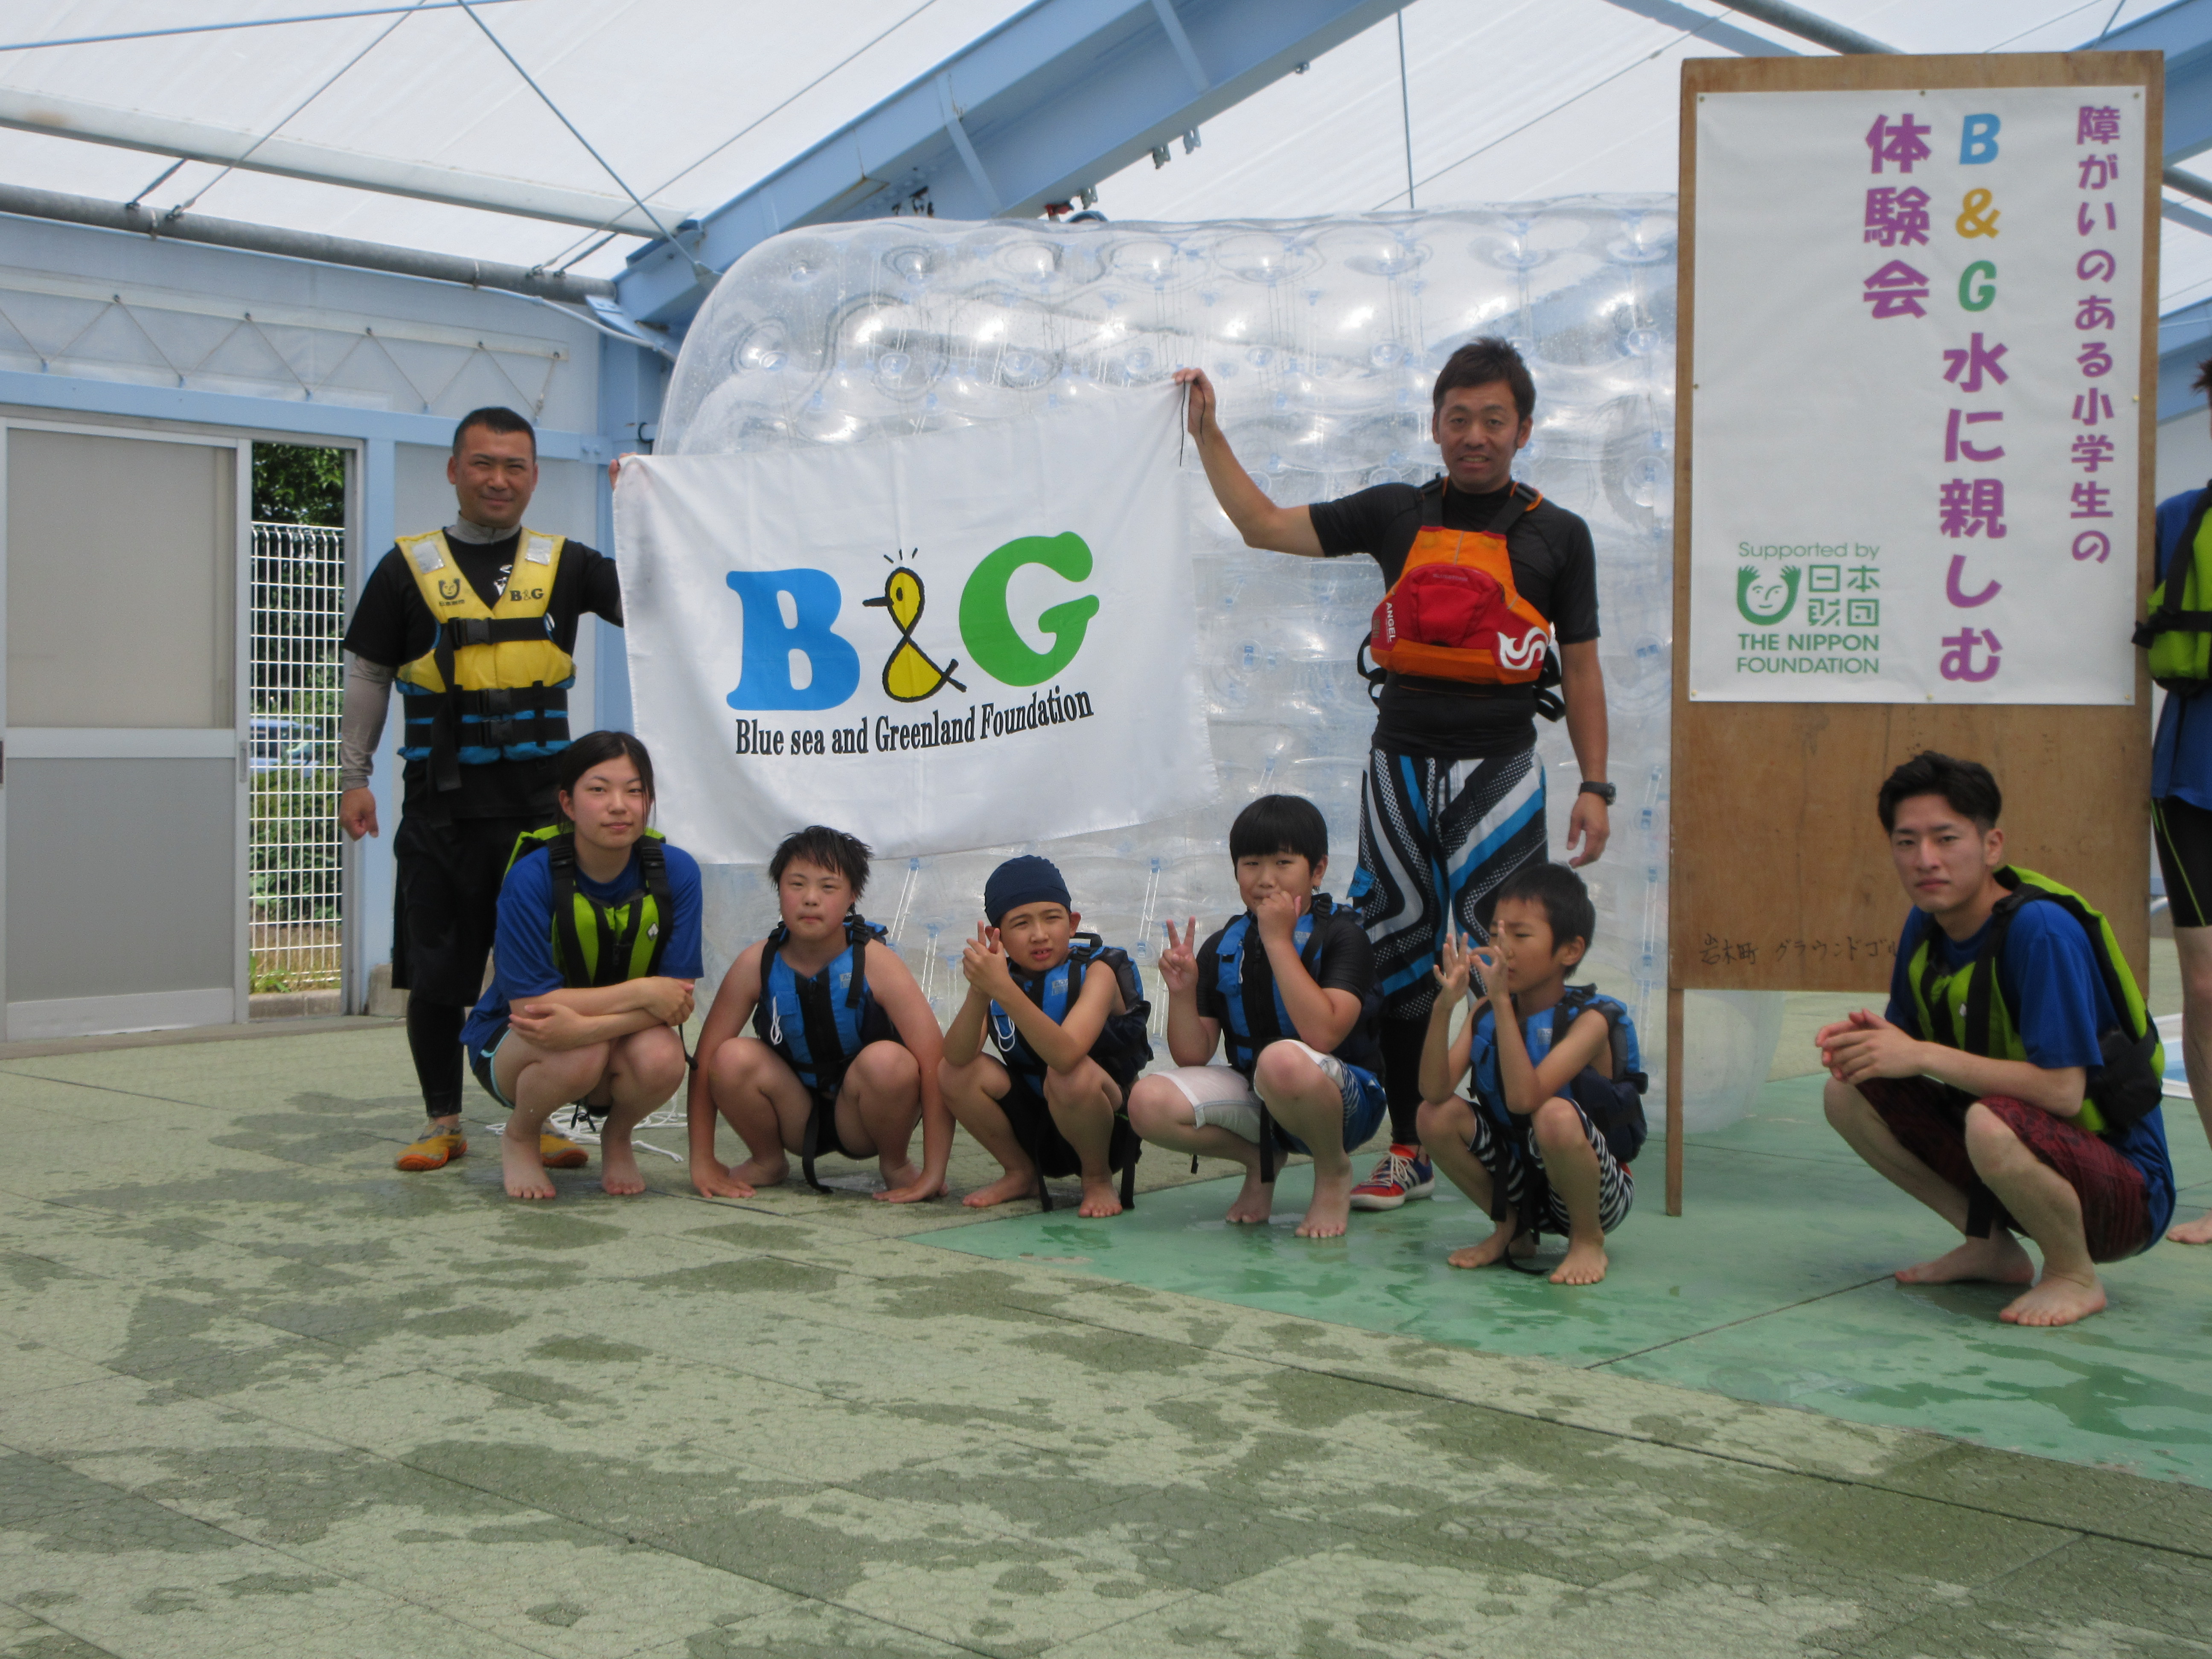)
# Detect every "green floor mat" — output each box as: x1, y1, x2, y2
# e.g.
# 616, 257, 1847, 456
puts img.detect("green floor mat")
934, 1074, 2212, 1486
